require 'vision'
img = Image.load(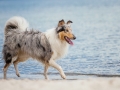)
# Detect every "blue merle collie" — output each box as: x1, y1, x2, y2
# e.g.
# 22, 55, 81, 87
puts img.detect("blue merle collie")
2, 16, 76, 79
